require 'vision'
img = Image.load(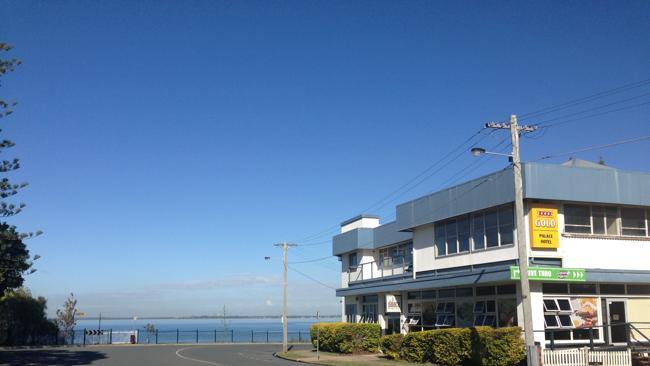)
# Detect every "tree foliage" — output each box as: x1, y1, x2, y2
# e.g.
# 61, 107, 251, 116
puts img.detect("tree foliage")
0, 42, 40, 296
0, 288, 58, 346
0, 223, 31, 294
56, 293, 78, 335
